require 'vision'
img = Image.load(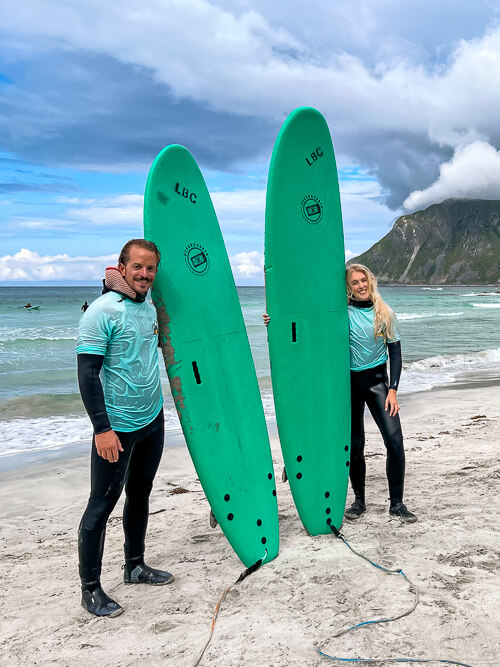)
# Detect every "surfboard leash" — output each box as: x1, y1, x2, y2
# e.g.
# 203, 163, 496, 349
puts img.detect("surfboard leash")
315, 525, 474, 667
193, 550, 268, 667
